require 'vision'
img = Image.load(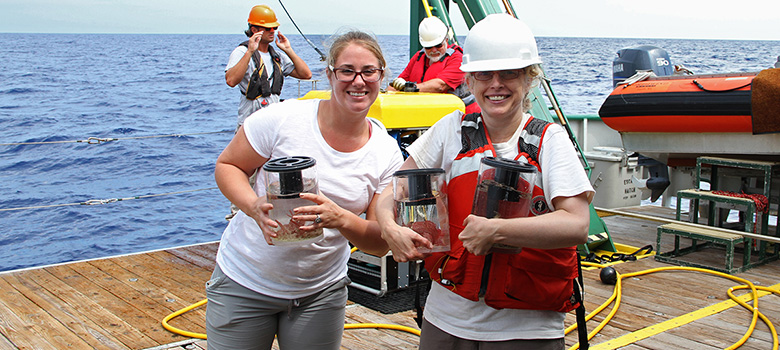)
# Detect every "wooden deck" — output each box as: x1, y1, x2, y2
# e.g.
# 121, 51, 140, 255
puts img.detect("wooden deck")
0, 205, 778, 349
